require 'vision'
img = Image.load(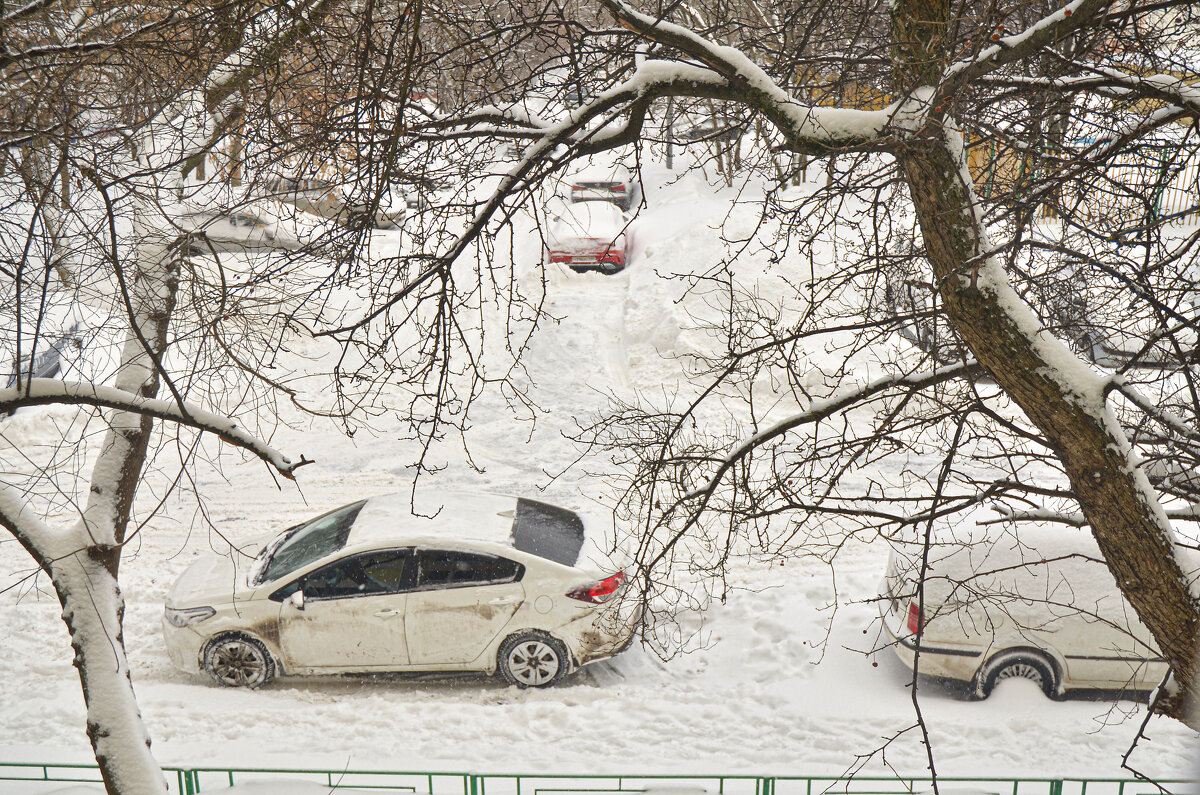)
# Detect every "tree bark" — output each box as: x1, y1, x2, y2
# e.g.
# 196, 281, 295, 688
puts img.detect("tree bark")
889, 0, 1200, 727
